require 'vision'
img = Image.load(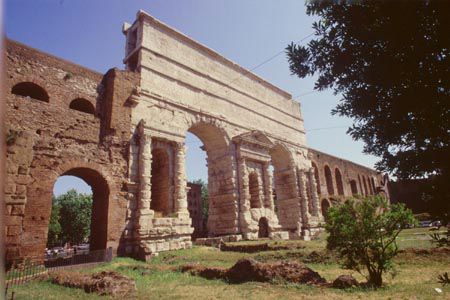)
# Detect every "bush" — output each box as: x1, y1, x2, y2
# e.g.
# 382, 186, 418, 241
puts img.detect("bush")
325, 196, 416, 287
